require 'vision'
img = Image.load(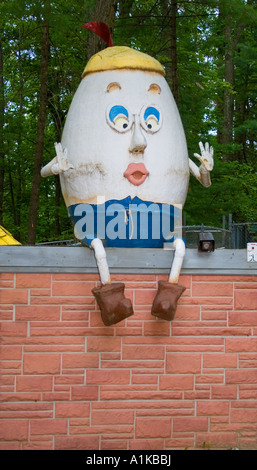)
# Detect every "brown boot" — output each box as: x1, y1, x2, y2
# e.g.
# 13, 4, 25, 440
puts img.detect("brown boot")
151, 280, 186, 321
92, 282, 134, 326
